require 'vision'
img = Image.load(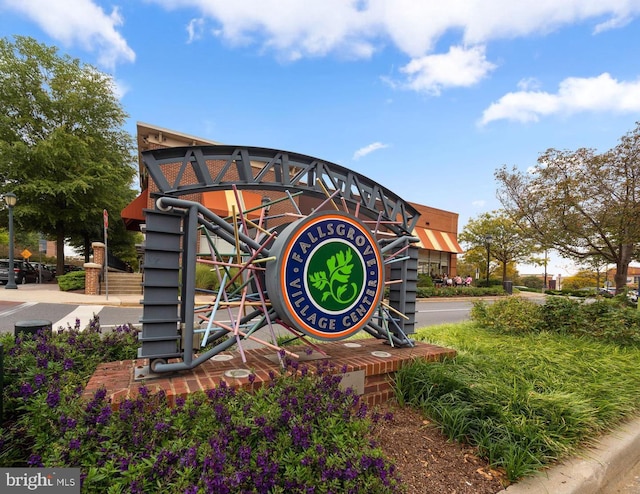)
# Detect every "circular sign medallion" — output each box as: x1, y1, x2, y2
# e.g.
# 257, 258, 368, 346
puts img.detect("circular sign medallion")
266, 211, 384, 340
